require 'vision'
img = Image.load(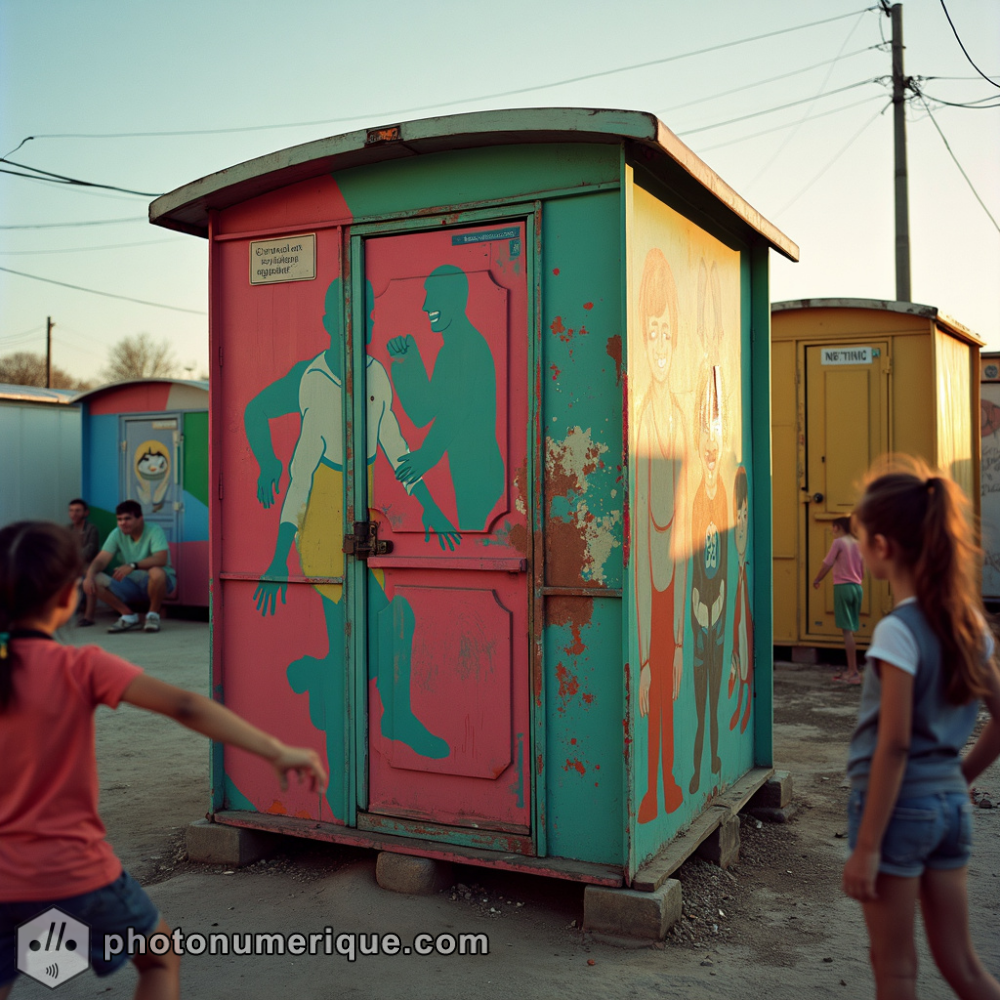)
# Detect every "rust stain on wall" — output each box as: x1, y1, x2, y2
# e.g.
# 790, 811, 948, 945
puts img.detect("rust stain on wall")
564, 758, 586, 775
555, 661, 580, 700
606, 333, 623, 384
